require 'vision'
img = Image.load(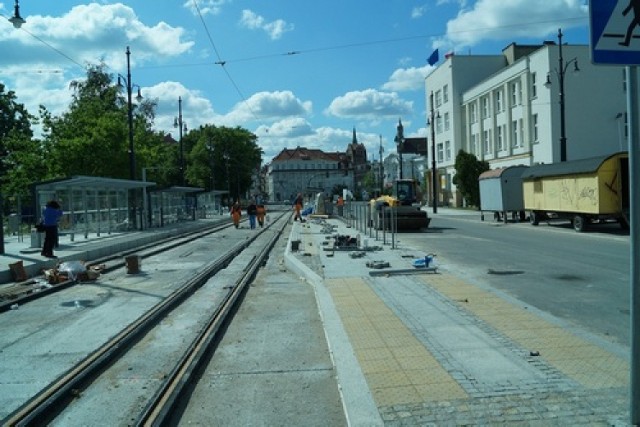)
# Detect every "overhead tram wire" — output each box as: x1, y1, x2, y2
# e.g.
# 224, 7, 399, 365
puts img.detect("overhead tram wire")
193, 0, 262, 124
180, 15, 588, 66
